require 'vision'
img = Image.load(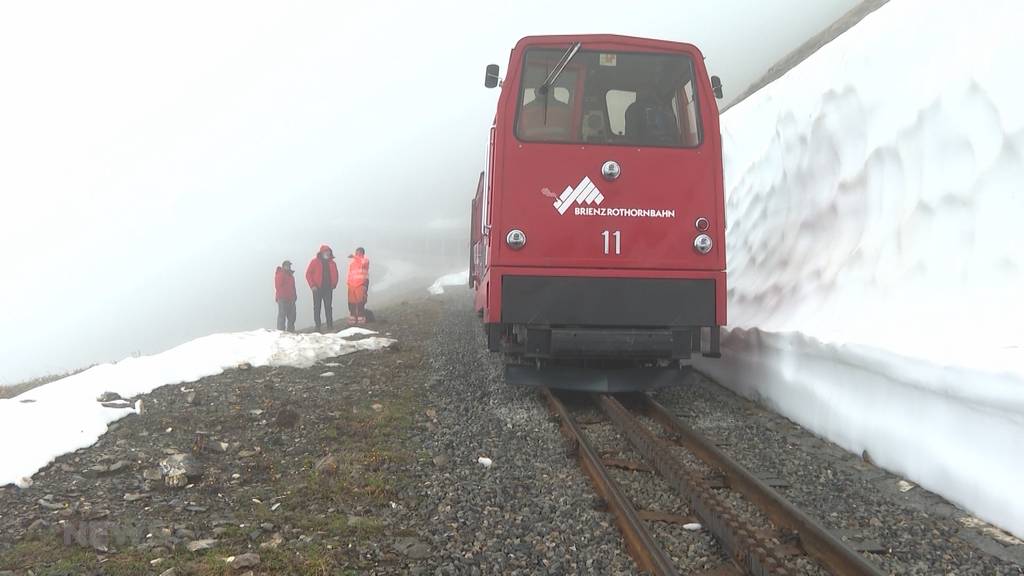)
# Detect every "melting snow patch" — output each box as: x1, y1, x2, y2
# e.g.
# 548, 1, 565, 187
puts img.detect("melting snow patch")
0, 328, 395, 488
370, 258, 420, 294
337, 327, 377, 338
958, 517, 1024, 546
428, 270, 469, 295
